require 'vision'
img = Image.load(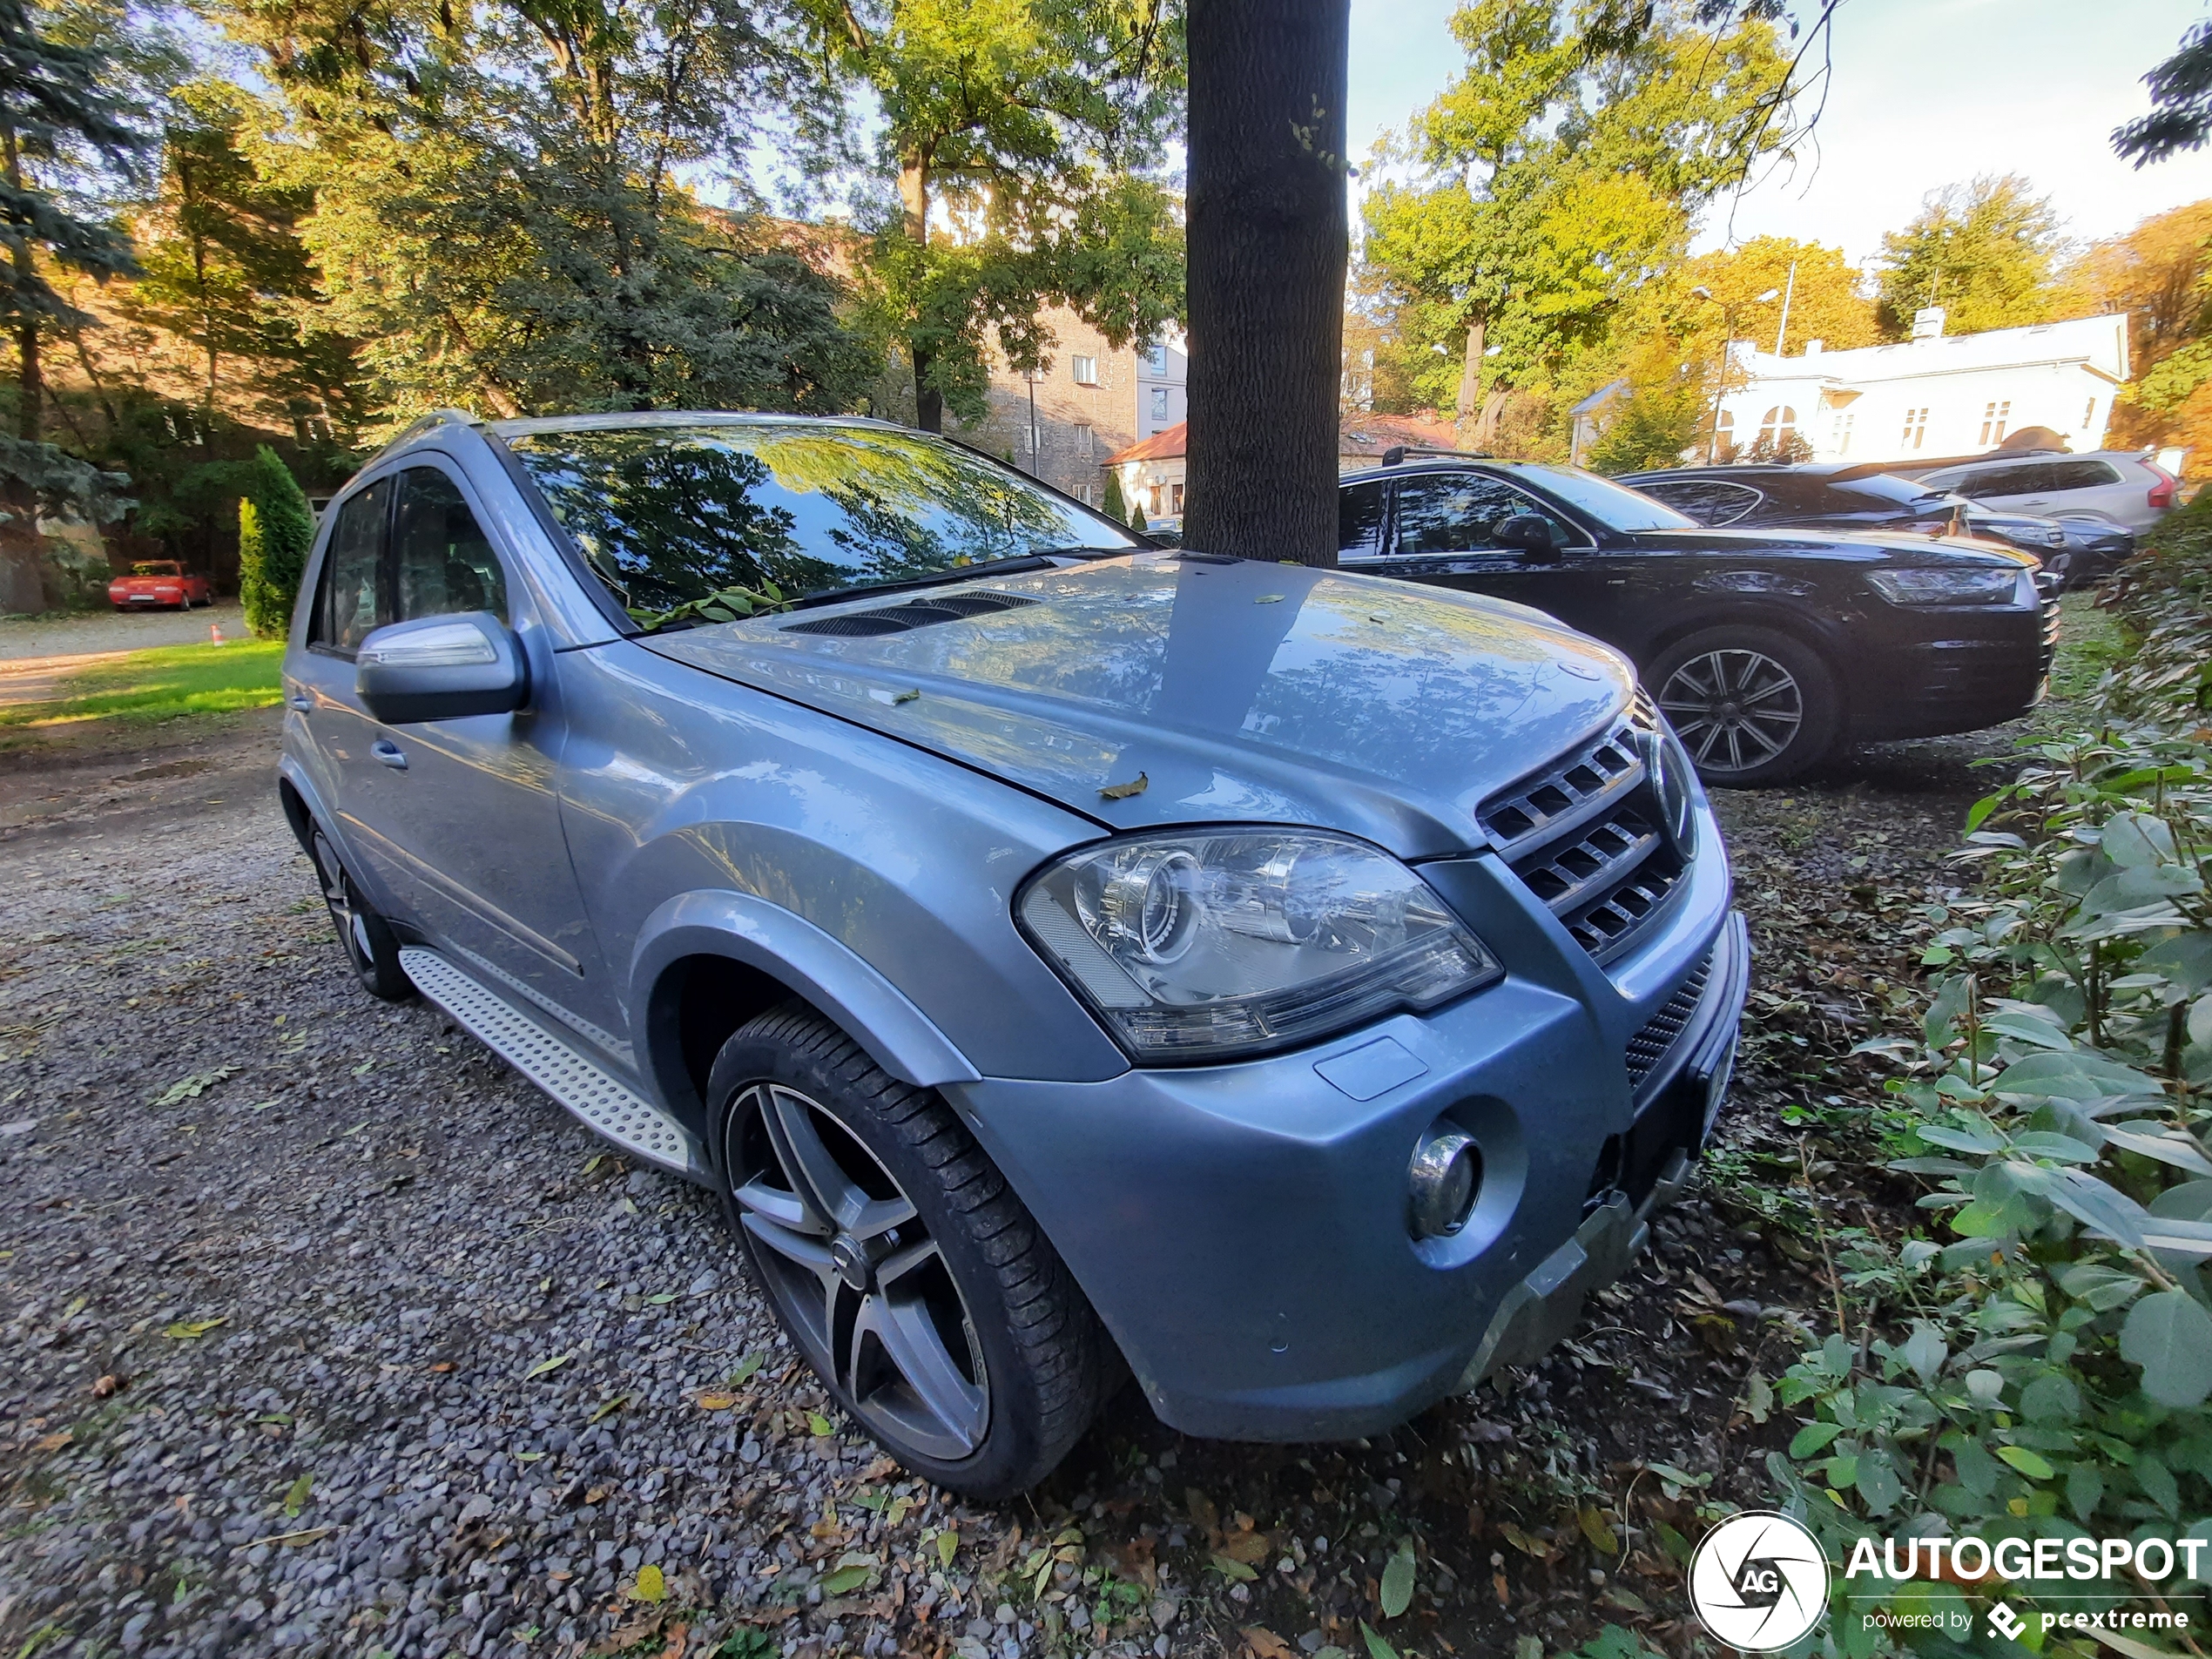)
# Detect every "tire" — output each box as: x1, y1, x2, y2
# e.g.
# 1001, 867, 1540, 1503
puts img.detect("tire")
709, 1004, 1115, 1498
309, 826, 415, 1000
1648, 624, 1840, 786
